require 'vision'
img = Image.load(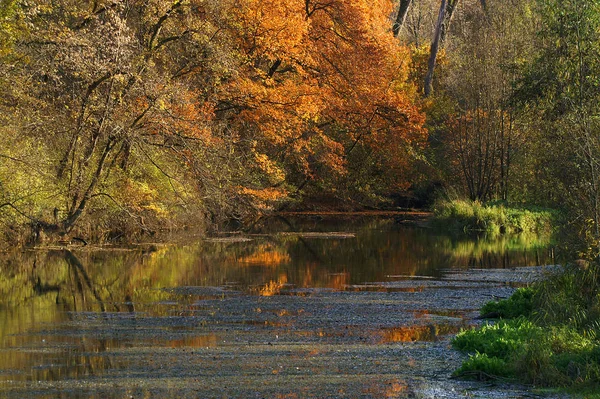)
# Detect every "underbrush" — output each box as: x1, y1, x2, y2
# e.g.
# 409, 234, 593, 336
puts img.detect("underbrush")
452, 264, 600, 393
432, 200, 558, 235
